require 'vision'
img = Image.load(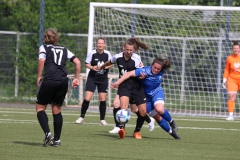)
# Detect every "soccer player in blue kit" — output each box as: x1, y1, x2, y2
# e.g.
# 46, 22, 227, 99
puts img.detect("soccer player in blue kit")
111, 57, 181, 140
